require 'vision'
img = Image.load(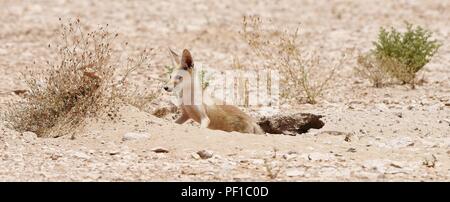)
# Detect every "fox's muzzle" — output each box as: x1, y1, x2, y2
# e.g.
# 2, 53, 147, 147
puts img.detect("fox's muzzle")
163, 86, 172, 92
